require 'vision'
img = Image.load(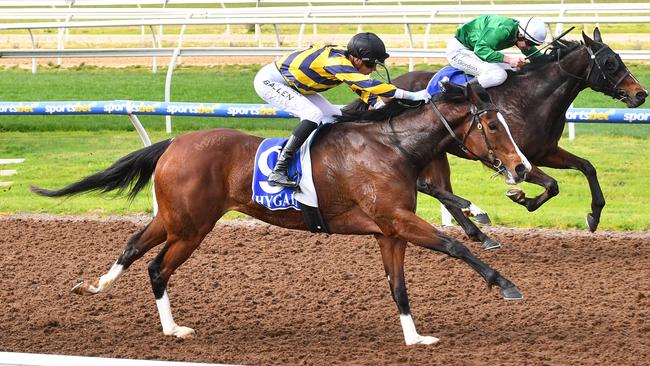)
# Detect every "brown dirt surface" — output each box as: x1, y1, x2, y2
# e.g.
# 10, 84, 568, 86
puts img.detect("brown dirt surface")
0, 215, 649, 365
